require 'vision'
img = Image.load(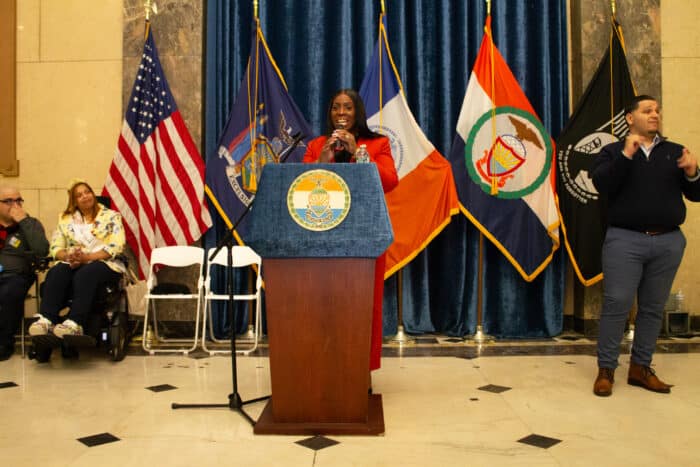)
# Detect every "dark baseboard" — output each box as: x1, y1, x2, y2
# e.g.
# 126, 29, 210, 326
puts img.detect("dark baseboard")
573, 316, 600, 337
692, 315, 700, 333
562, 315, 575, 331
